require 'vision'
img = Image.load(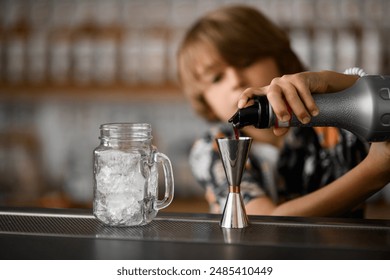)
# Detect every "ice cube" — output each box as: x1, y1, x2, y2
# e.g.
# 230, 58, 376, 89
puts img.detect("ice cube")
94, 149, 150, 225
